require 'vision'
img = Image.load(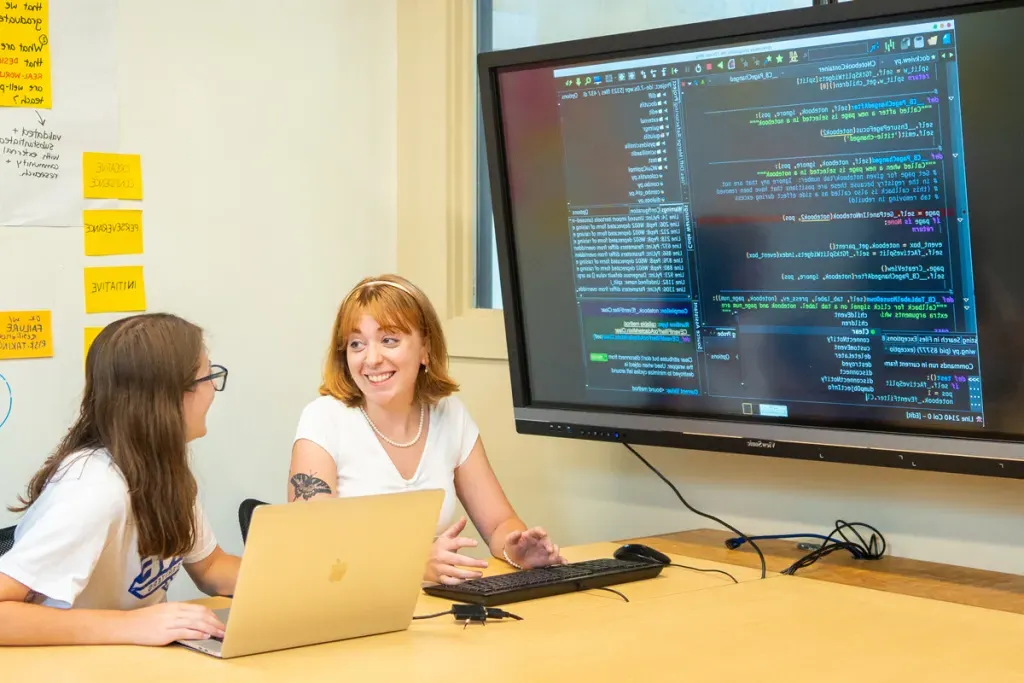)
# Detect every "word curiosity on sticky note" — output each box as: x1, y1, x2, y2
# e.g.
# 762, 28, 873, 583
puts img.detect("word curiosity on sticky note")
84, 266, 146, 314
0, 0, 52, 109
0, 310, 53, 360
82, 152, 143, 200
83, 209, 143, 256
84, 326, 103, 360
